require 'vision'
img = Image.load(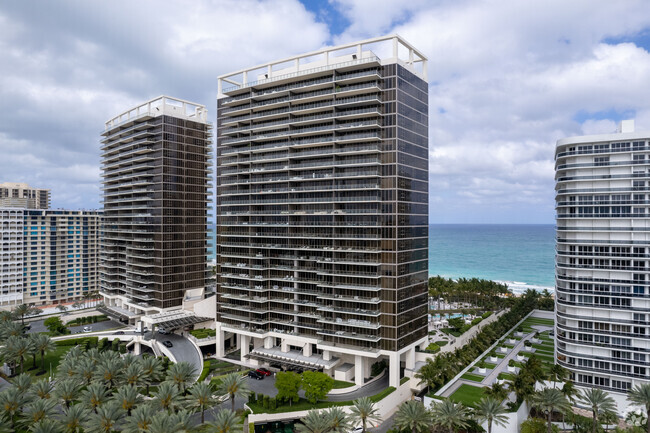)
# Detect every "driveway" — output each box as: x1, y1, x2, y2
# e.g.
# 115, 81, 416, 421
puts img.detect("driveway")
151, 332, 203, 378
26, 318, 124, 334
